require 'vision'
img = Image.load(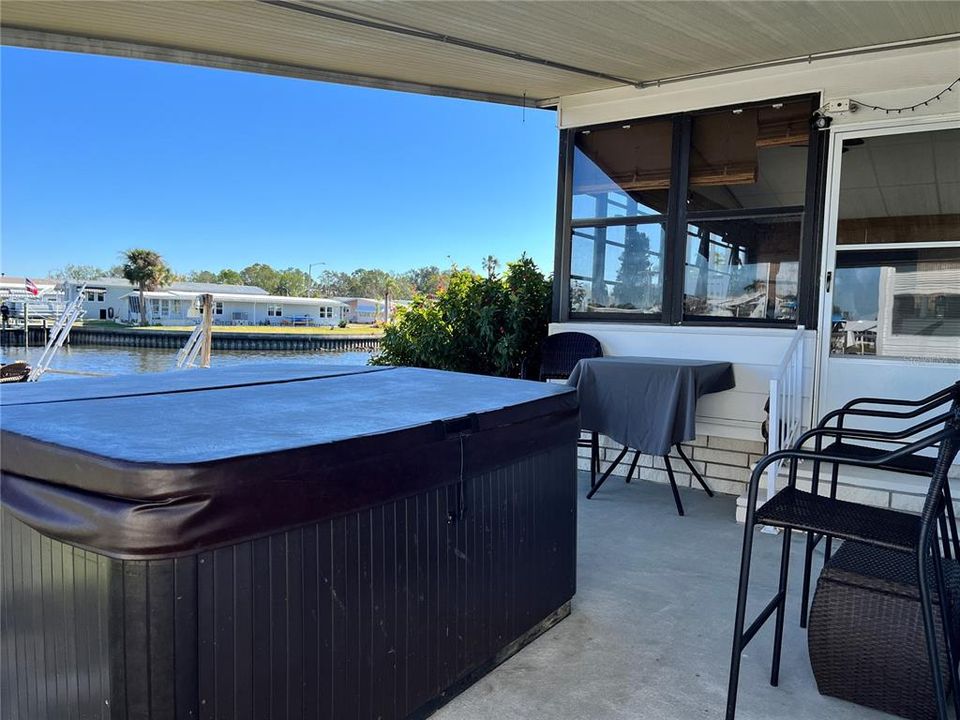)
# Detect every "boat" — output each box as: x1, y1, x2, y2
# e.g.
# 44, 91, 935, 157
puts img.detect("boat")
0, 362, 31, 383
